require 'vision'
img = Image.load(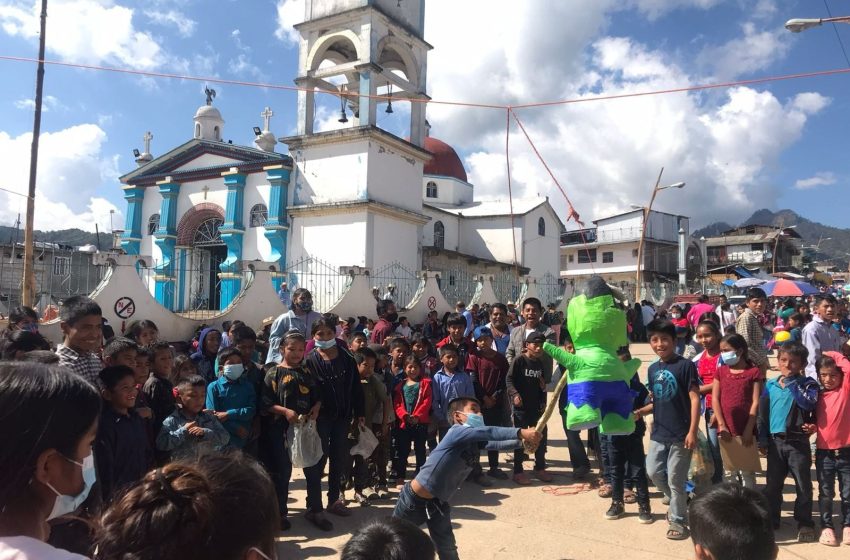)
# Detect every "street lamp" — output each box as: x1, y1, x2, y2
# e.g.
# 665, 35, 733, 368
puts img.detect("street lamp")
772, 225, 797, 274
785, 16, 850, 33
633, 168, 686, 301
